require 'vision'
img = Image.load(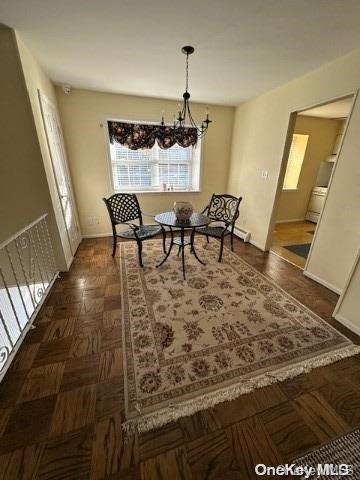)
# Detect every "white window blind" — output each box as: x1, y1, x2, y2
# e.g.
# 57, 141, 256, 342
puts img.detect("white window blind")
108, 134, 200, 192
